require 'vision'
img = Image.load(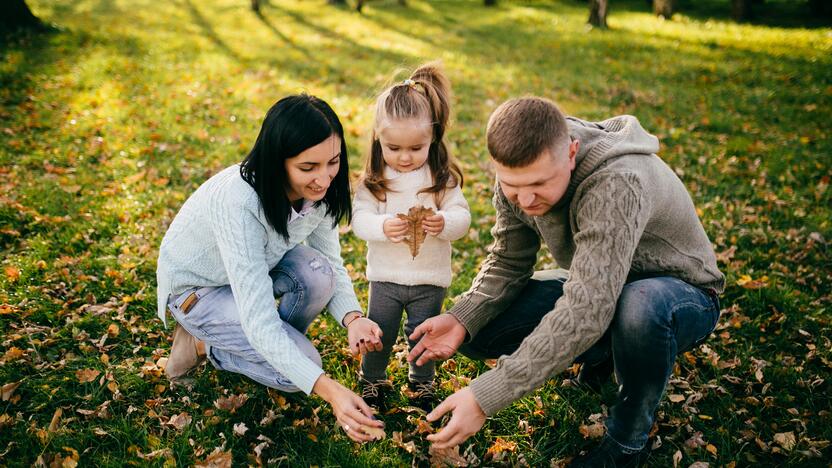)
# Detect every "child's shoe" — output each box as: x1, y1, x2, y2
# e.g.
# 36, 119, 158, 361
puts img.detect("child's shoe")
406, 379, 436, 412
360, 378, 393, 412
